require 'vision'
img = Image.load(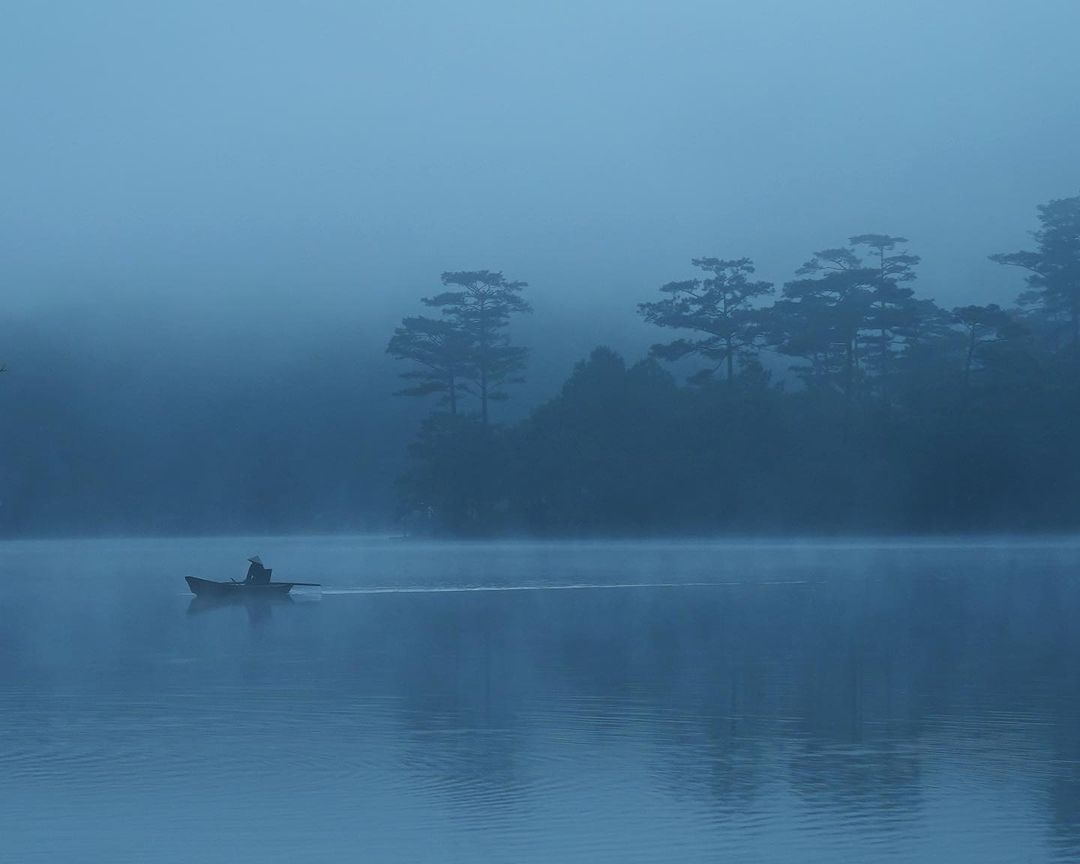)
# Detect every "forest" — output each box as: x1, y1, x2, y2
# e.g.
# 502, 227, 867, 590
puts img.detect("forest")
389, 192, 1080, 535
